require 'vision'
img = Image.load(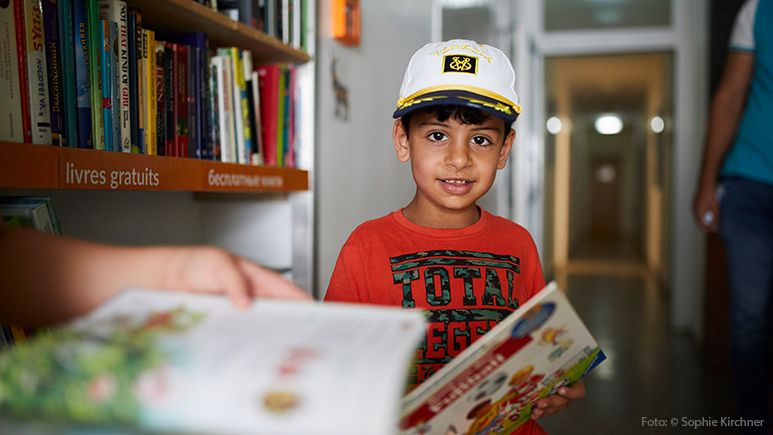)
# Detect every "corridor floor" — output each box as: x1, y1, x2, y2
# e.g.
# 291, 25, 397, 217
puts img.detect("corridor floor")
541, 273, 737, 434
